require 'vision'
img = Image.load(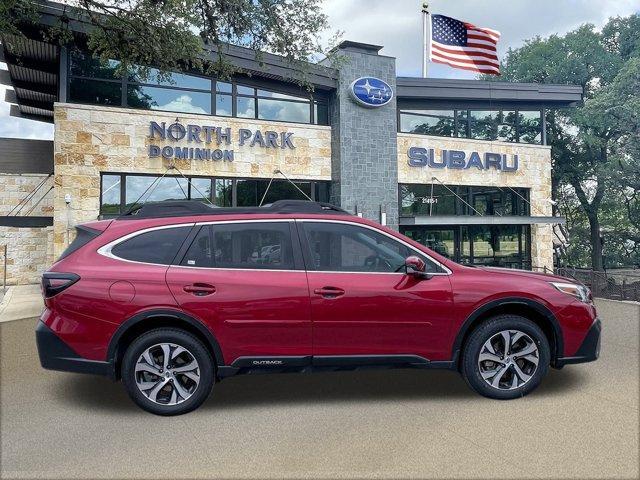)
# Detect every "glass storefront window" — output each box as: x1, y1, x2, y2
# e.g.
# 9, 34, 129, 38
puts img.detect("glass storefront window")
70, 49, 121, 79
400, 110, 455, 136
101, 175, 121, 215
190, 178, 212, 202
215, 93, 232, 116
497, 111, 517, 142
470, 110, 497, 140
127, 85, 211, 114
216, 81, 232, 93
314, 102, 329, 125
401, 184, 526, 217
236, 97, 255, 118
257, 98, 310, 123
125, 176, 188, 210
455, 110, 469, 137
400, 108, 542, 145
402, 225, 531, 270
128, 67, 211, 90
69, 78, 122, 106
67, 49, 328, 125
518, 111, 542, 144
101, 174, 330, 216
257, 90, 306, 101
260, 181, 311, 205
214, 179, 232, 207
400, 184, 459, 217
